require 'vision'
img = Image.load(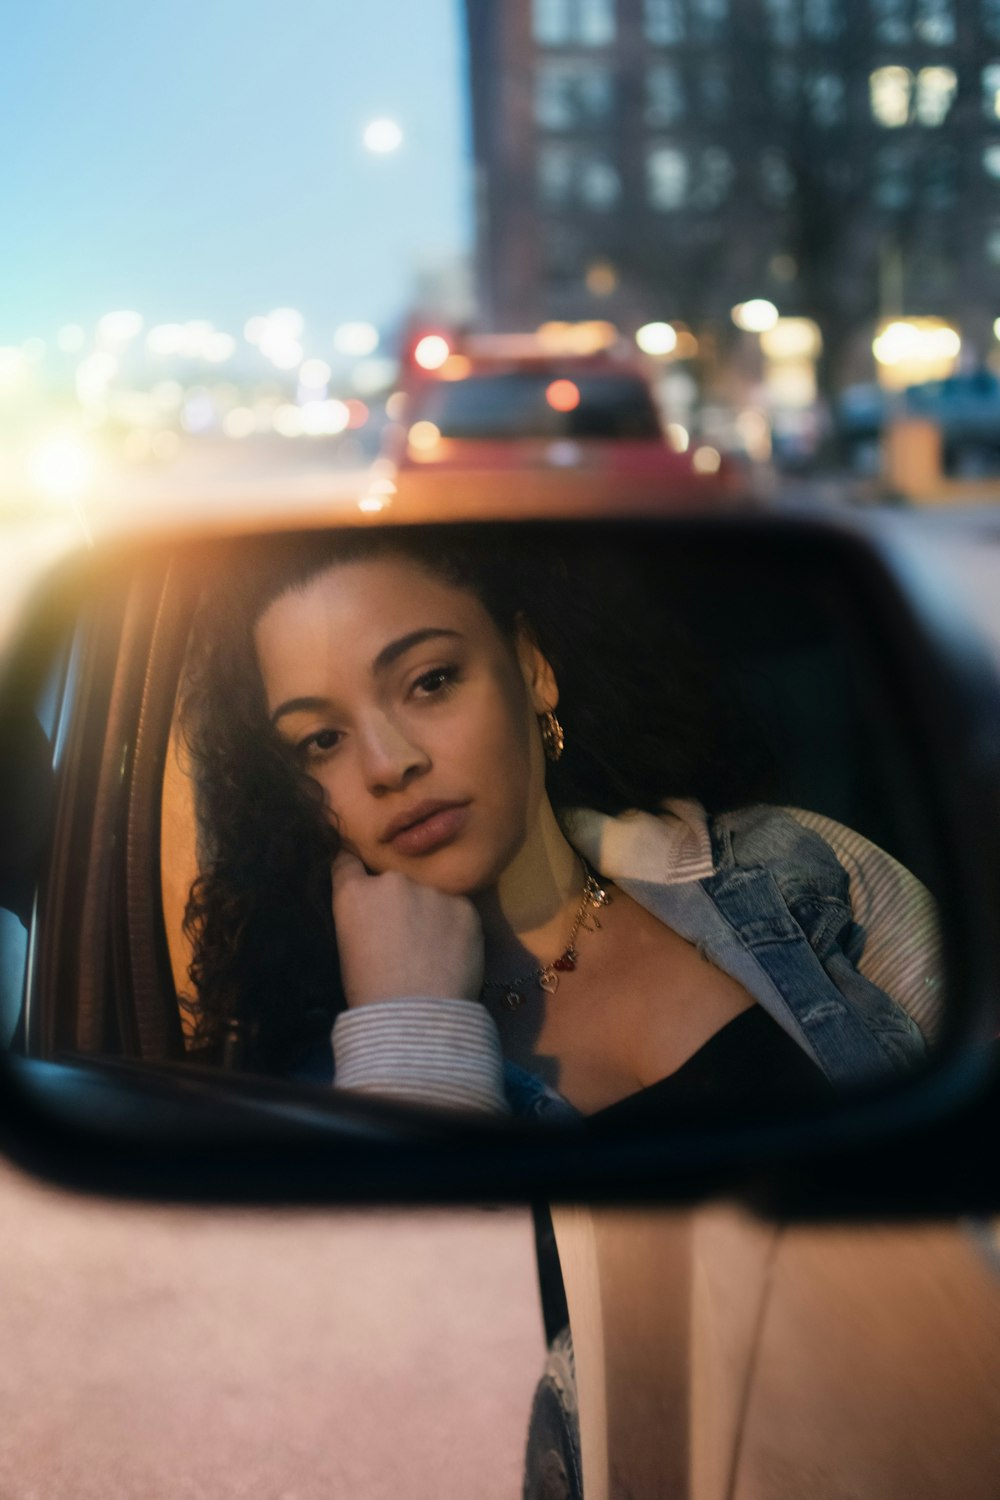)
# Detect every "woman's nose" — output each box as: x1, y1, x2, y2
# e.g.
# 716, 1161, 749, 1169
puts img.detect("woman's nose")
358, 715, 429, 793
